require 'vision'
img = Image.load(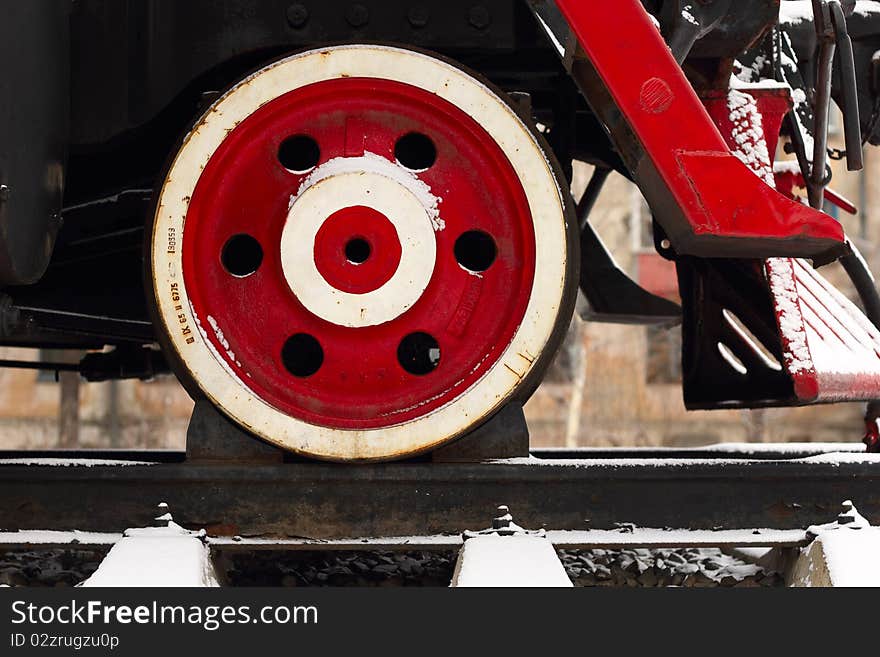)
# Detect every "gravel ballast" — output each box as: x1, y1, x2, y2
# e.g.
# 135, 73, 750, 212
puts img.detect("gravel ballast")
558, 548, 783, 587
